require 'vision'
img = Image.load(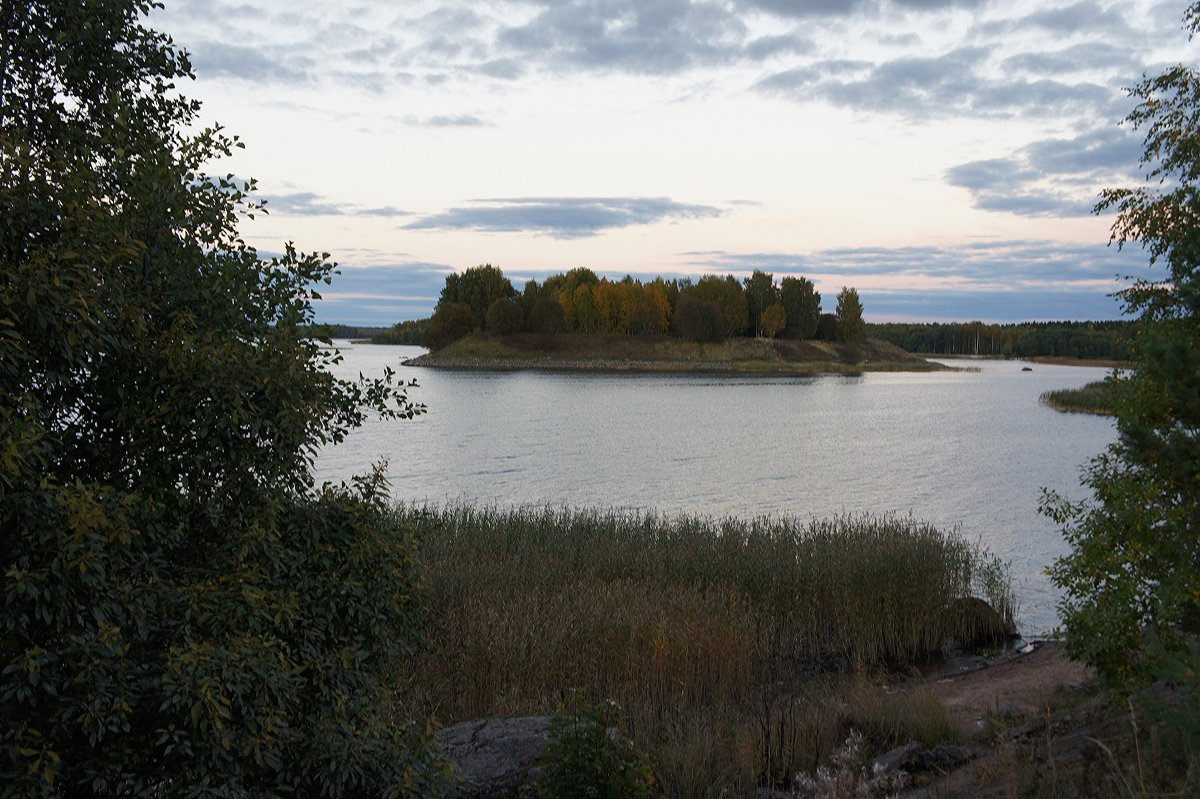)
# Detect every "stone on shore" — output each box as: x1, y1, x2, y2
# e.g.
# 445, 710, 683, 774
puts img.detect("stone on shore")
436, 716, 551, 799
